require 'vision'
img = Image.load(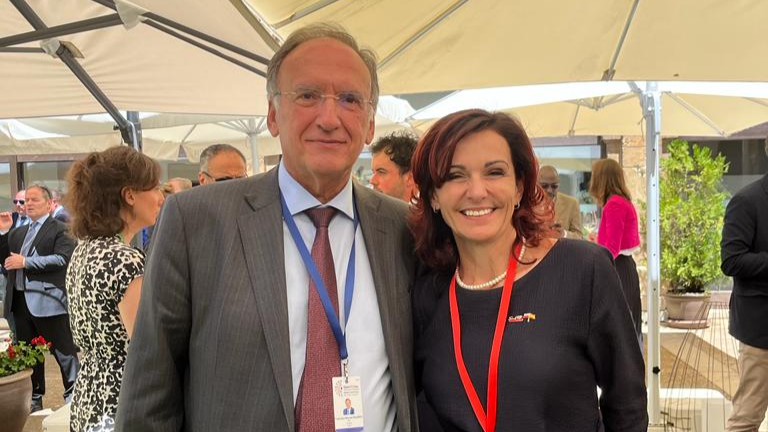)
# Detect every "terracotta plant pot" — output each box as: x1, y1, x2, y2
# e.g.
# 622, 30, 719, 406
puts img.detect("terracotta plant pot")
665, 292, 712, 329
0, 369, 33, 432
